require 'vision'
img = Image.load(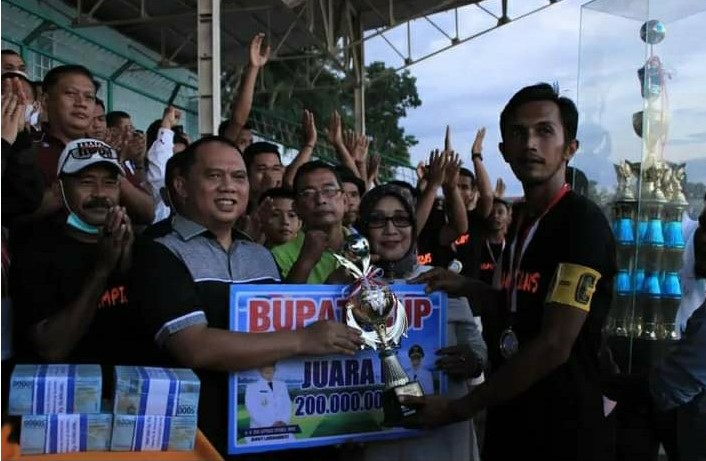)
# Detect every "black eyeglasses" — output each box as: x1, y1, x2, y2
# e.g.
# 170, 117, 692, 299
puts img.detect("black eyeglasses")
297, 185, 342, 200
366, 214, 413, 229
